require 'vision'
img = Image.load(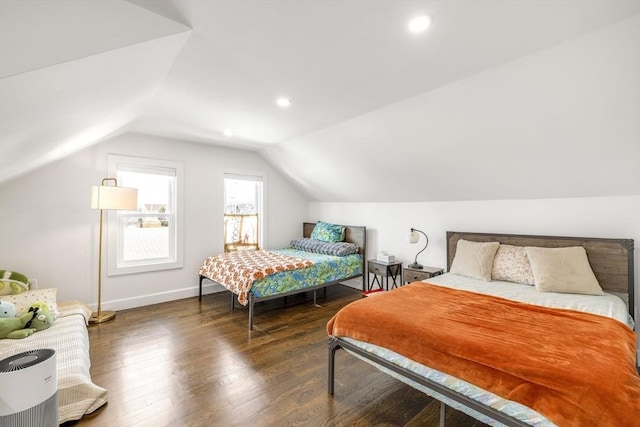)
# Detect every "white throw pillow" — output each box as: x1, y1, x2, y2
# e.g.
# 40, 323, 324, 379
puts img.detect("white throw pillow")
525, 246, 604, 295
450, 240, 500, 281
